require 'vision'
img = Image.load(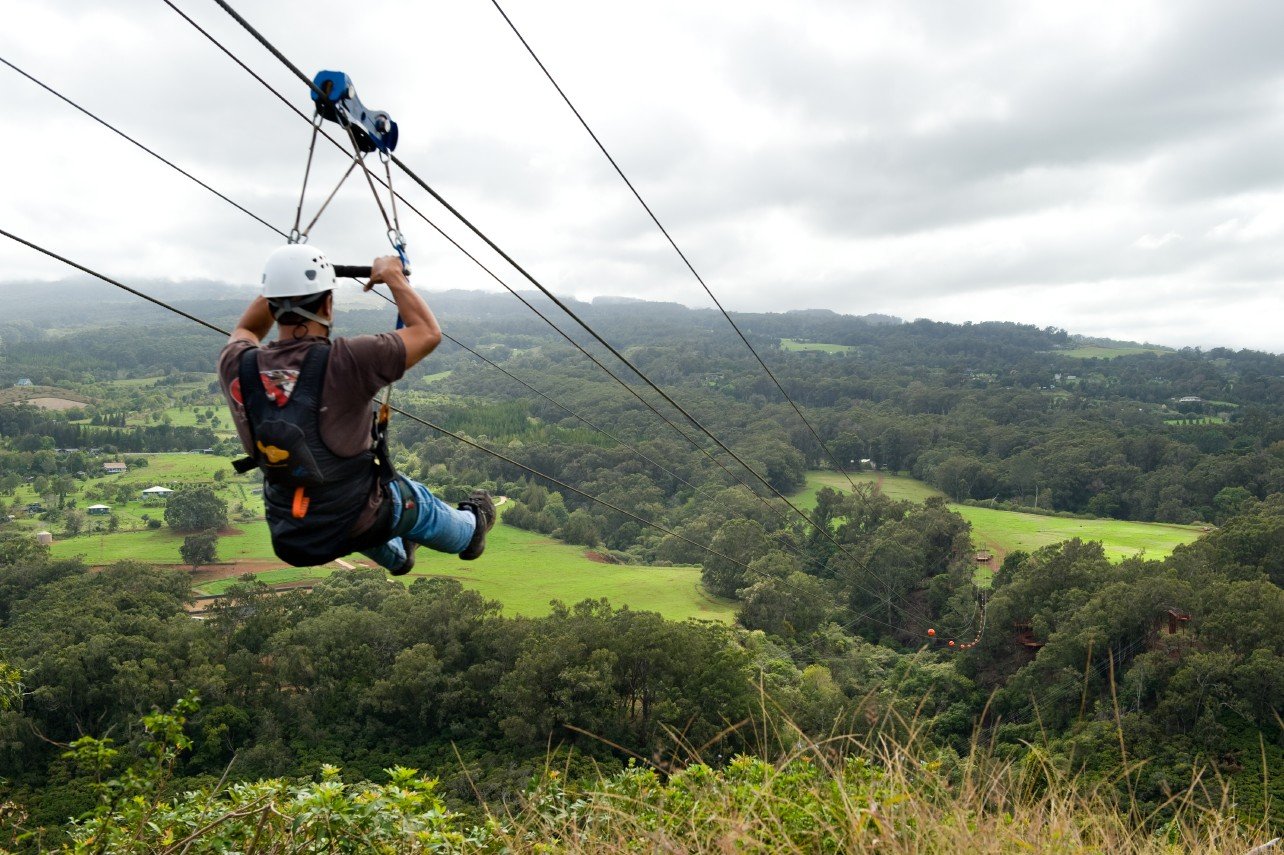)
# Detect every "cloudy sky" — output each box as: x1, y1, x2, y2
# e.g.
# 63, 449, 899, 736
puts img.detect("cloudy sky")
2, 0, 1283, 350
